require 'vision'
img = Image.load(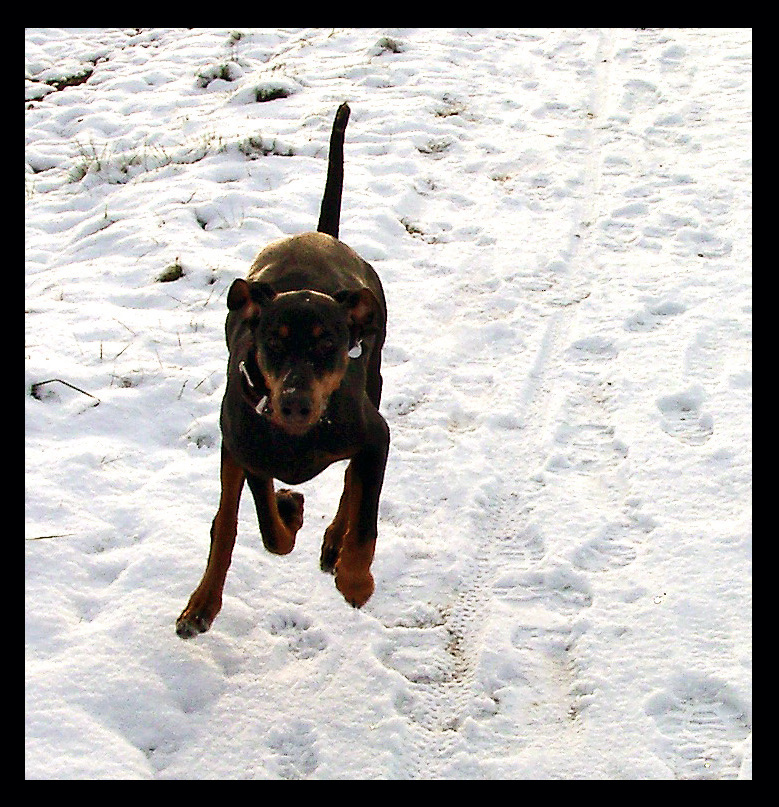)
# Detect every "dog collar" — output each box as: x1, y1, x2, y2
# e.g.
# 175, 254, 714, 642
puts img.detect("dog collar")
238, 355, 269, 416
